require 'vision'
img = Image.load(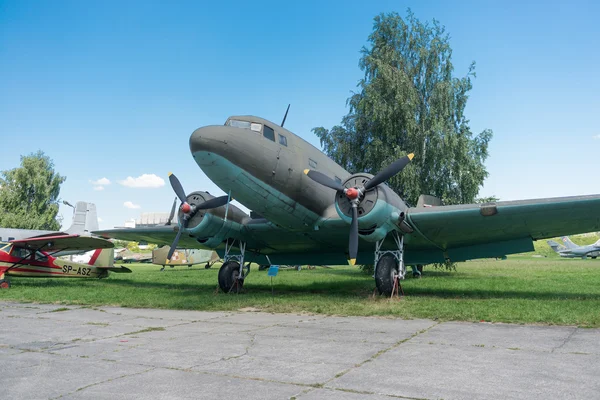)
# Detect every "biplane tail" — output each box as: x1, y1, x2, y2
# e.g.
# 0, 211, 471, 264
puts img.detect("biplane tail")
65, 202, 99, 235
